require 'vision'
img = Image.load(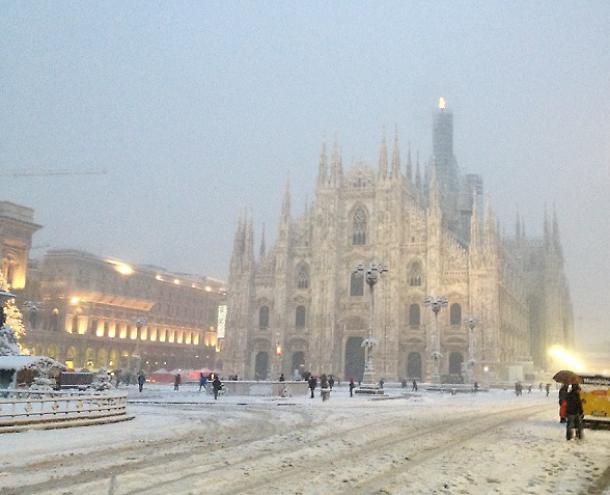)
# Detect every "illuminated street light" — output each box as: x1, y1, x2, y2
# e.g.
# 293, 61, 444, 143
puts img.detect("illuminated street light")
354, 261, 388, 394
464, 316, 479, 384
